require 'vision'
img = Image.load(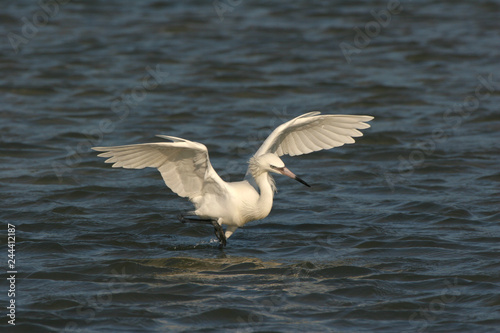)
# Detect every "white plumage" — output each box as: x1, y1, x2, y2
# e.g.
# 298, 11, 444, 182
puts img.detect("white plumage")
93, 112, 373, 246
